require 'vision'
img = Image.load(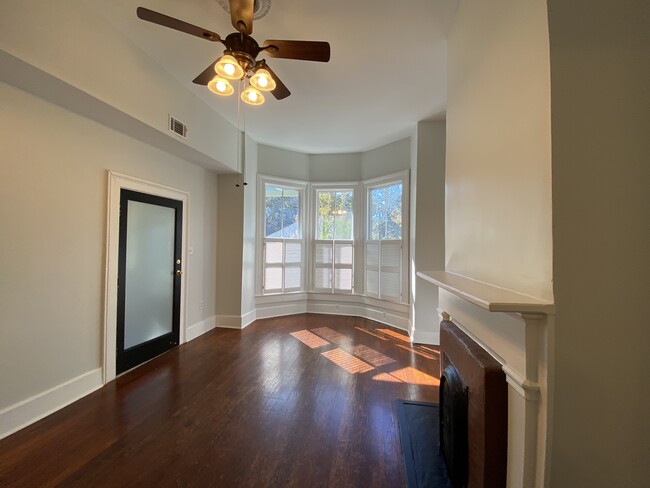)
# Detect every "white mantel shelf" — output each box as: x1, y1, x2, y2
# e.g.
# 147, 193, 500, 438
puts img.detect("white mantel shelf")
417, 271, 555, 315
